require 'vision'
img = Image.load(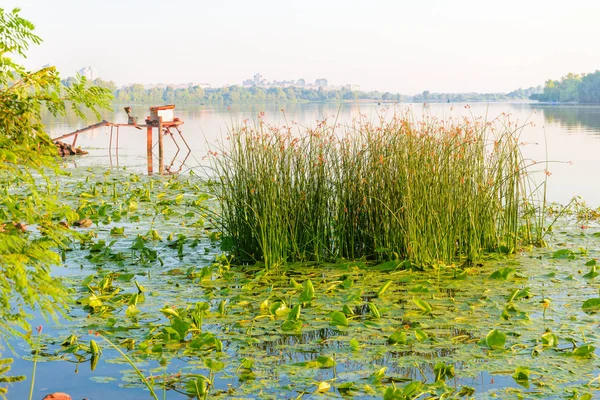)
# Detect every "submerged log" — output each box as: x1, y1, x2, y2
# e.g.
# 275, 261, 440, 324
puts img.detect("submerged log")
54, 140, 88, 157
